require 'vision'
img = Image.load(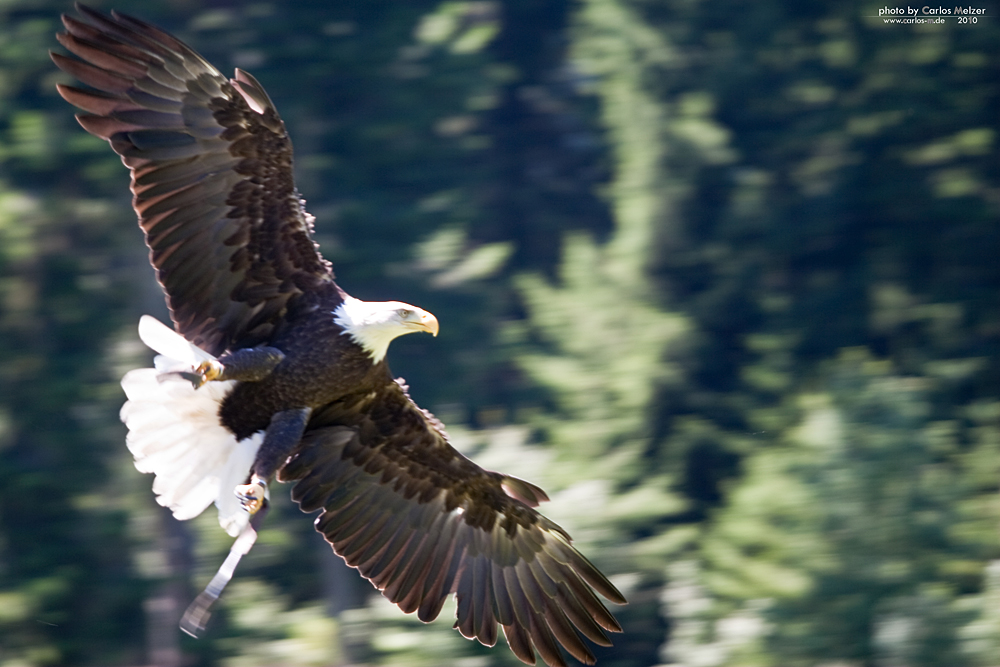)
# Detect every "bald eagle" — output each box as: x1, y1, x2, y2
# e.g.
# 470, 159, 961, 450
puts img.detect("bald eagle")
52, 5, 625, 666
